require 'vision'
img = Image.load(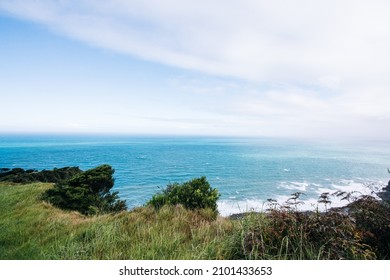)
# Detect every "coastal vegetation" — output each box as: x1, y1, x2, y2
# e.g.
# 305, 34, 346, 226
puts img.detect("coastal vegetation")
147, 176, 220, 216
0, 182, 231, 259
42, 165, 127, 215
0, 167, 81, 184
0, 165, 389, 260
232, 193, 389, 260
